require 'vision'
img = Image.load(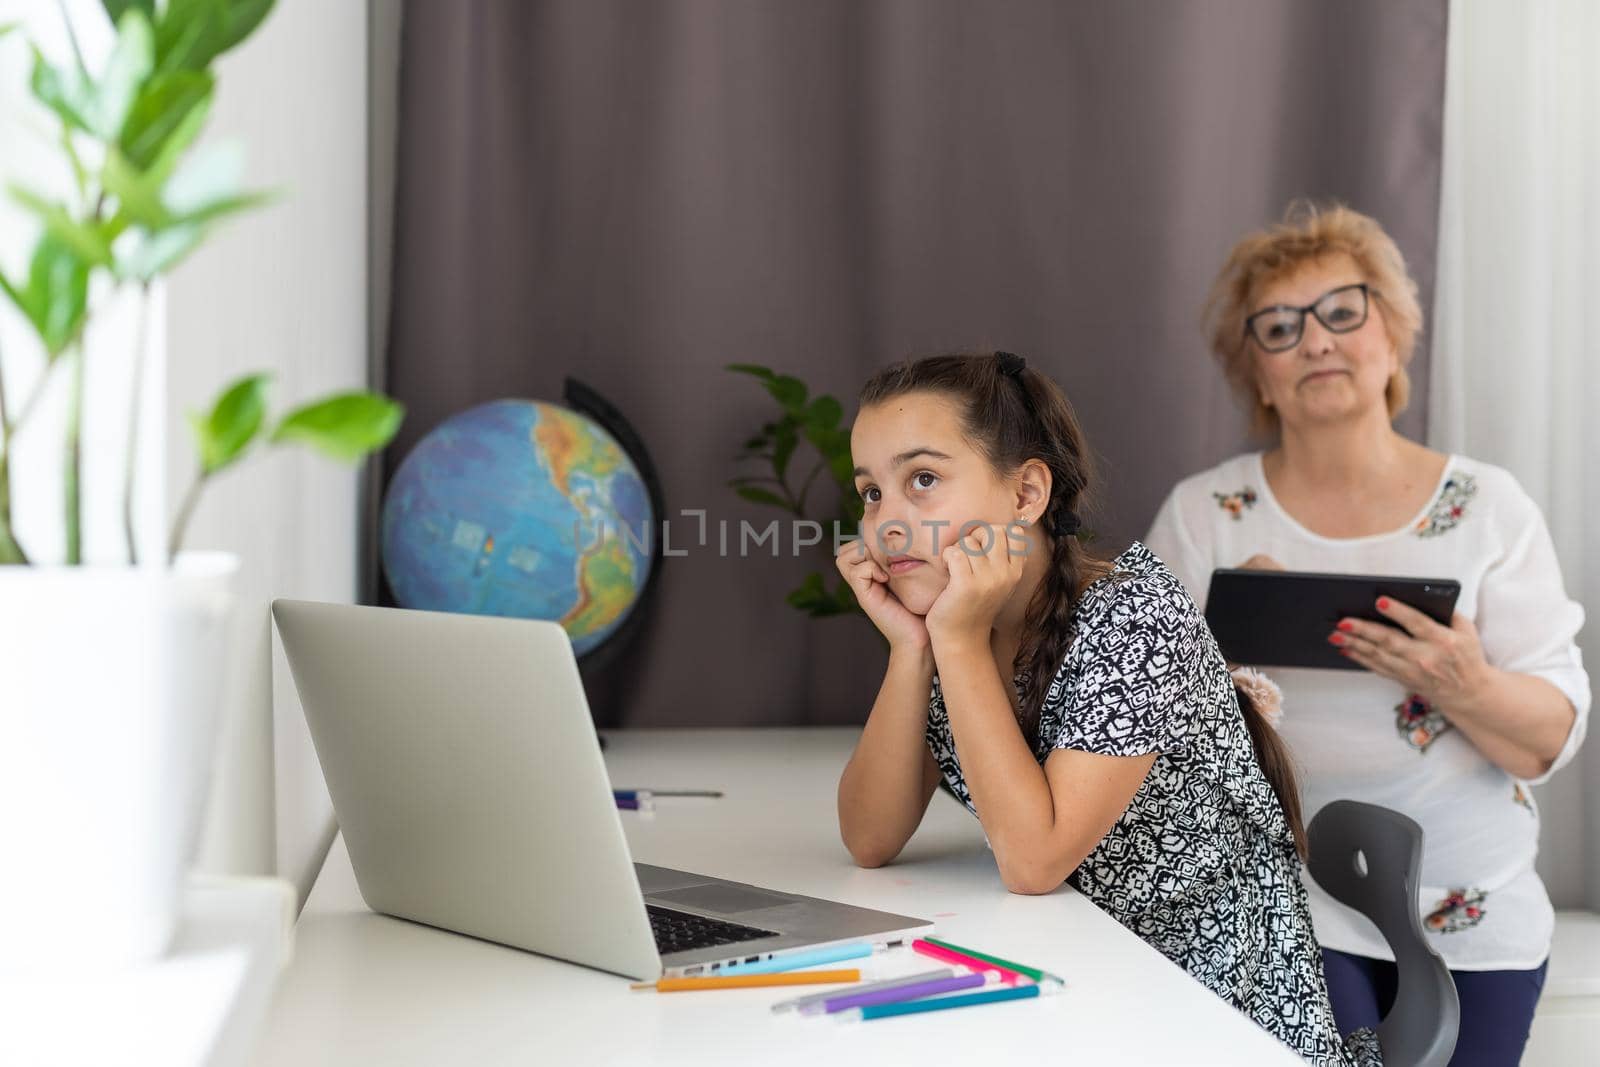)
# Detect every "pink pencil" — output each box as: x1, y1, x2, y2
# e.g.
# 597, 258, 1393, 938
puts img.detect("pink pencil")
911, 938, 1027, 985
